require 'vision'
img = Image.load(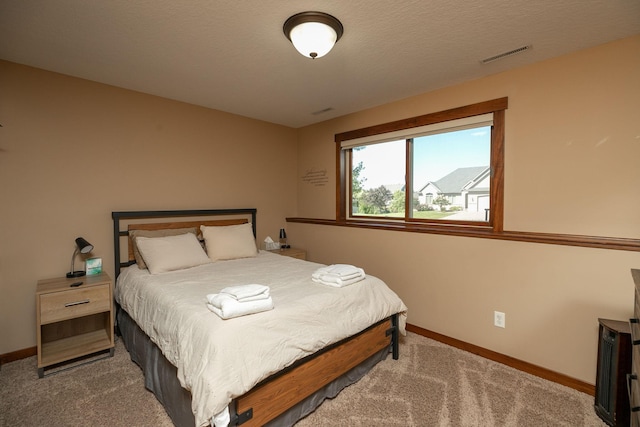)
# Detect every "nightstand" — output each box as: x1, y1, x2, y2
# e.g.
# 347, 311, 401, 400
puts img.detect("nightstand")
268, 247, 306, 260
36, 272, 114, 377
